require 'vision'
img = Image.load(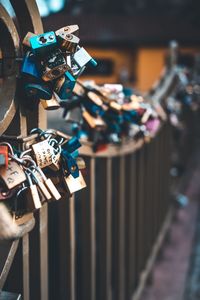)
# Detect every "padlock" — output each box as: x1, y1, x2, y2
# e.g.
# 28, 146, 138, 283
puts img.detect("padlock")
30, 31, 57, 56
75, 157, 86, 170
21, 51, 41, 79
62, 136, 81, 154
34, 166, 61, 201
23, 32, 37, 47
63, 171, 86, 194
41, 48, 69, 82
141, 108, 153, 124
30, 169, 52, 202
24, 83, 53, 99
56, 25, 79, 37
32, 139, 56, 168
0, 161, 27, 190
25, 172, 42, 211
54, 71, 76, 99
73, 47, 97, 68
0, 185, 19, 201
0, 146, 8, 167
109, 101, 122, 112
82, 110, 106, 129
56, 29, 80, 52
40, 93, 60, 110
62, 151, 79, 178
